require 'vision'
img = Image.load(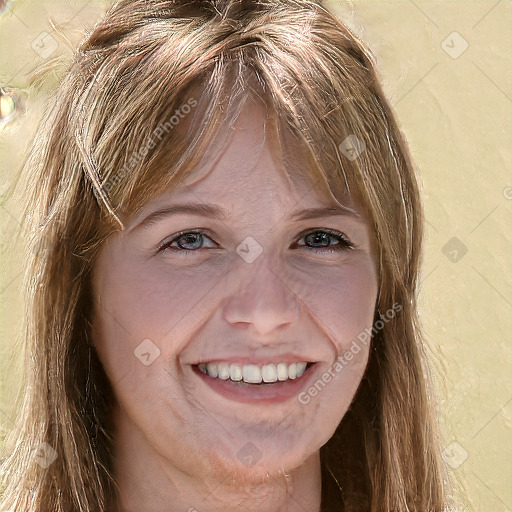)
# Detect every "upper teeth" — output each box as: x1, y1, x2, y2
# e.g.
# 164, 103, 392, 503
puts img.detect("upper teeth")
197, 362, 308, 383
